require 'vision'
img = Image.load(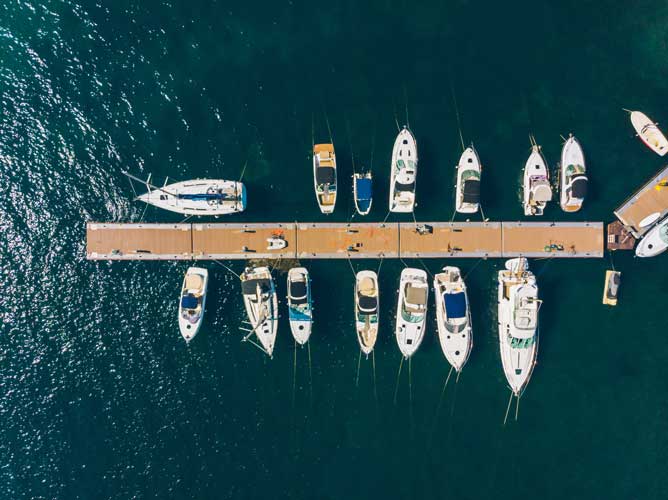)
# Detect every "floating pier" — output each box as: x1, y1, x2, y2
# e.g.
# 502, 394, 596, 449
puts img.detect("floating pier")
86, 221, 604, 260
614, 164, 668, 238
